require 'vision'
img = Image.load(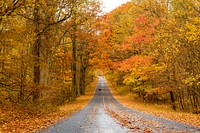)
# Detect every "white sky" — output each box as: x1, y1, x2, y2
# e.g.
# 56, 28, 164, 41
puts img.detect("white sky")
102, 0, 131, 12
